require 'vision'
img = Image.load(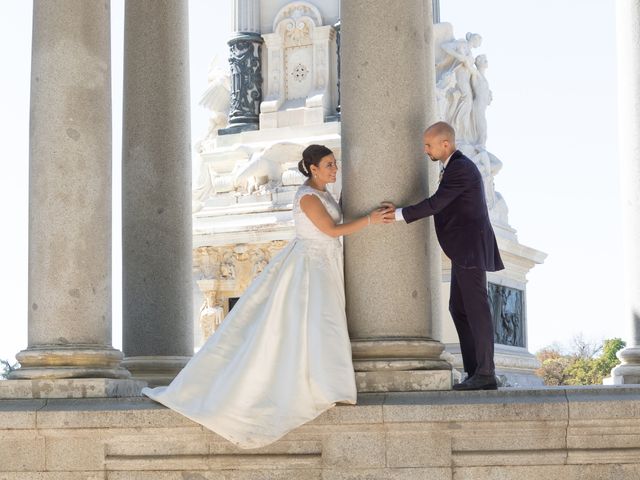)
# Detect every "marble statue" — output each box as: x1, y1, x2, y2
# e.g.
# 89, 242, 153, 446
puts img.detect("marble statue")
199, 290, 225, 340
470, 54, 491, 148
434, 24, 511, 229
192, 57, 231, 212
435, 70, 459, 124
438, 32, 482, 142
232, 141, 307, 193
